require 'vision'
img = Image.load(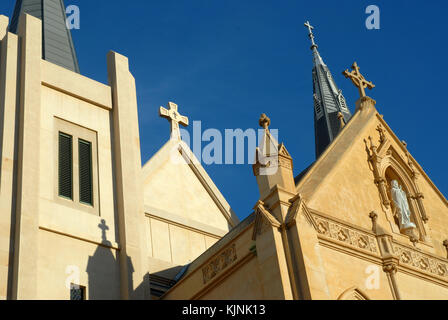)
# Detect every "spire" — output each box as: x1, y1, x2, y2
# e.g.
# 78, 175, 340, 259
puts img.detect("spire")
253, 114, 295, 200
304, 21, 351, 158
10, 0, 80, 73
